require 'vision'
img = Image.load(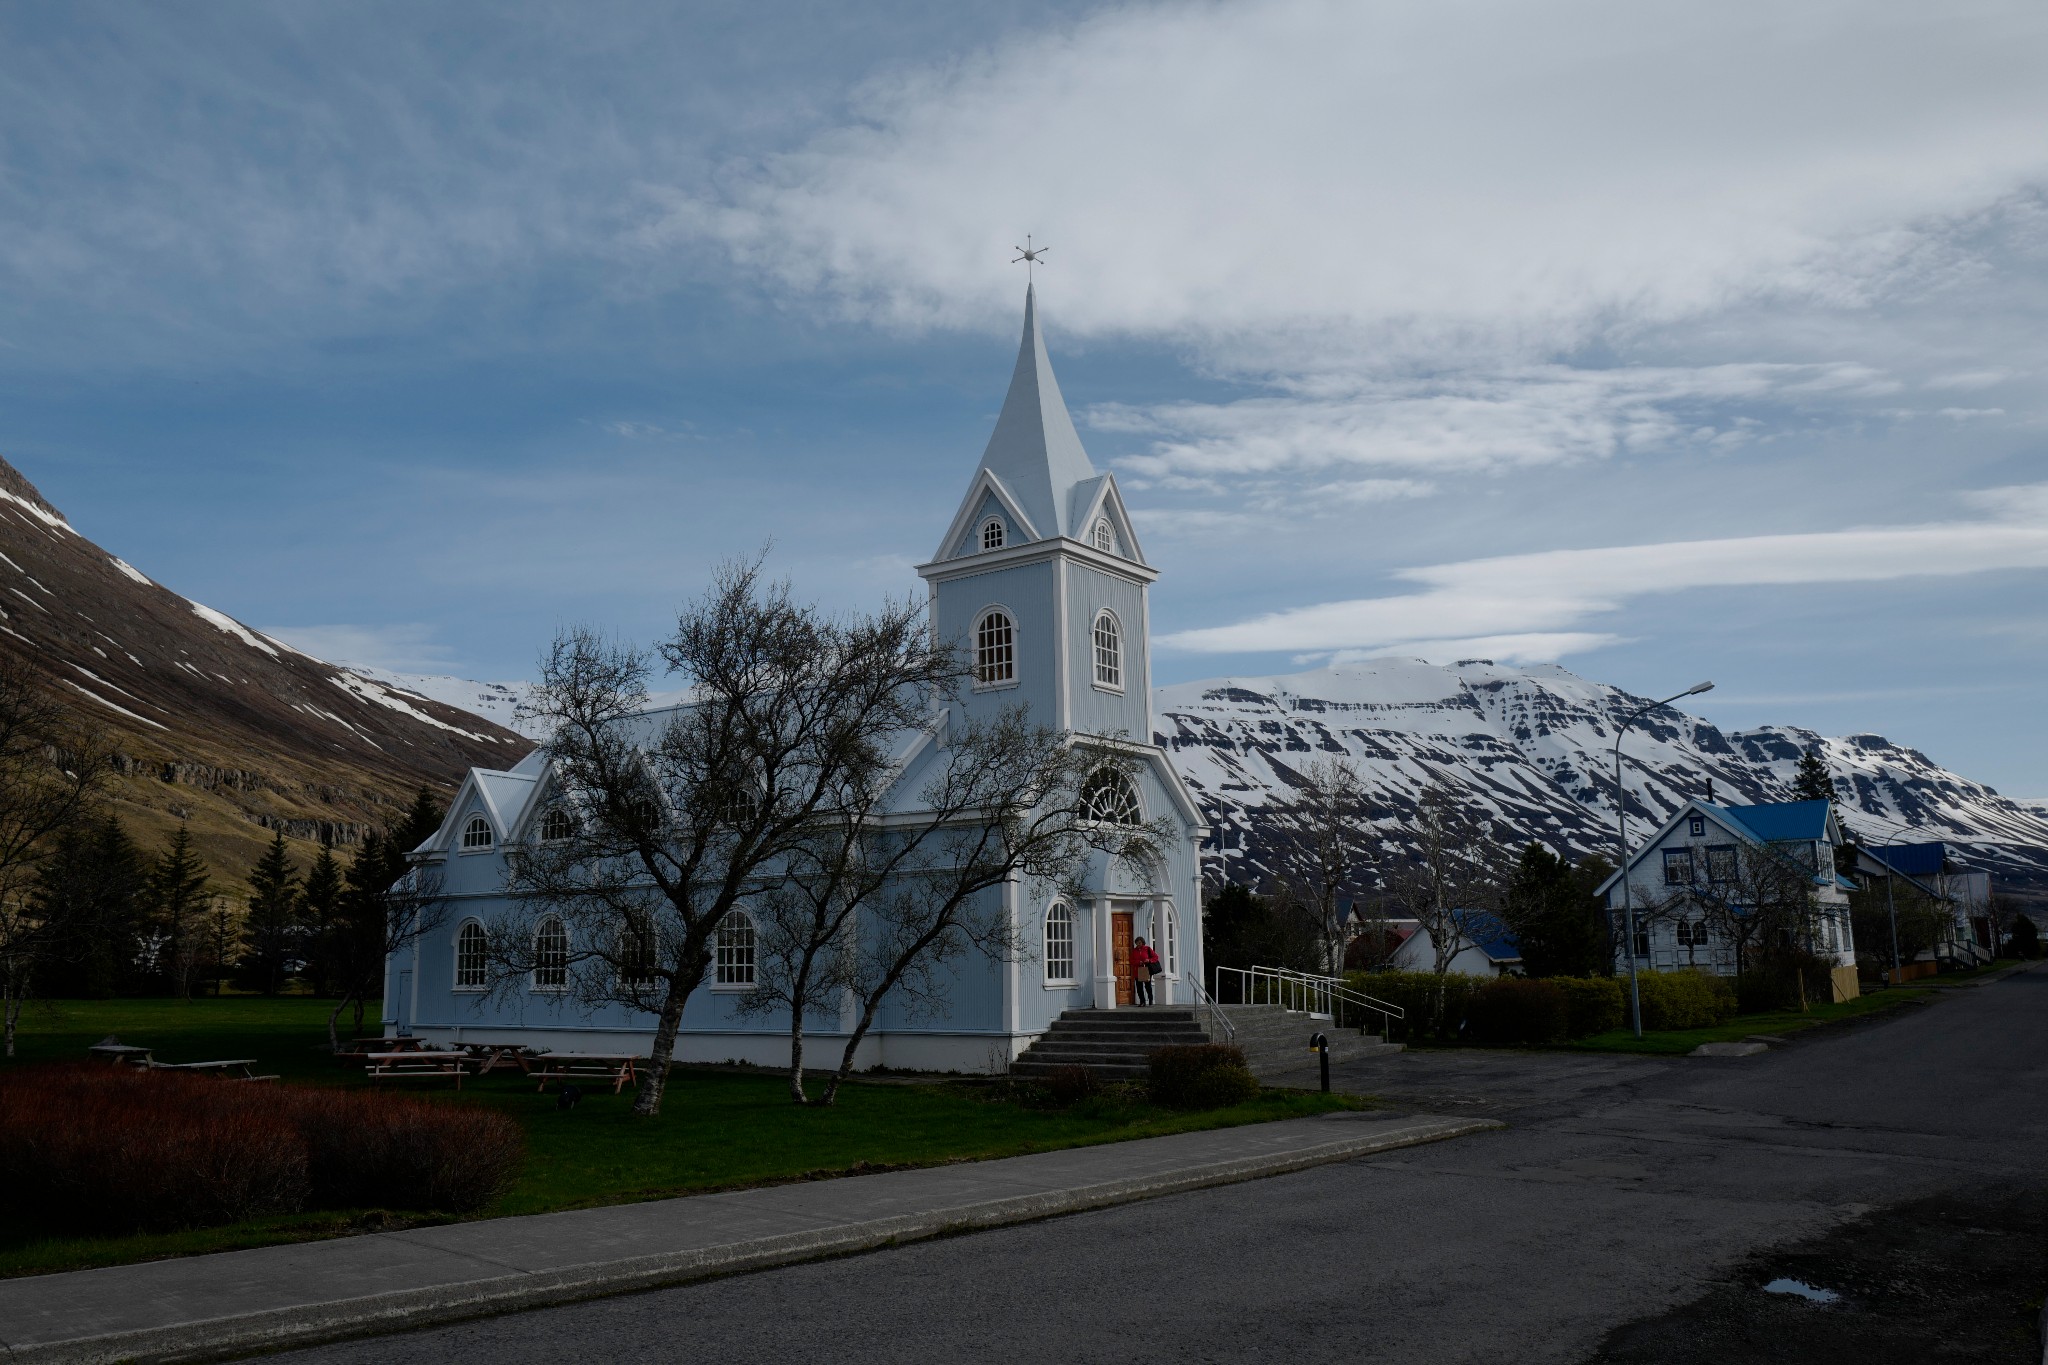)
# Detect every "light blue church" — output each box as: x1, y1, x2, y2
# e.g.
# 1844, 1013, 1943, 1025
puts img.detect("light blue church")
384, 288, 1209, 1071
